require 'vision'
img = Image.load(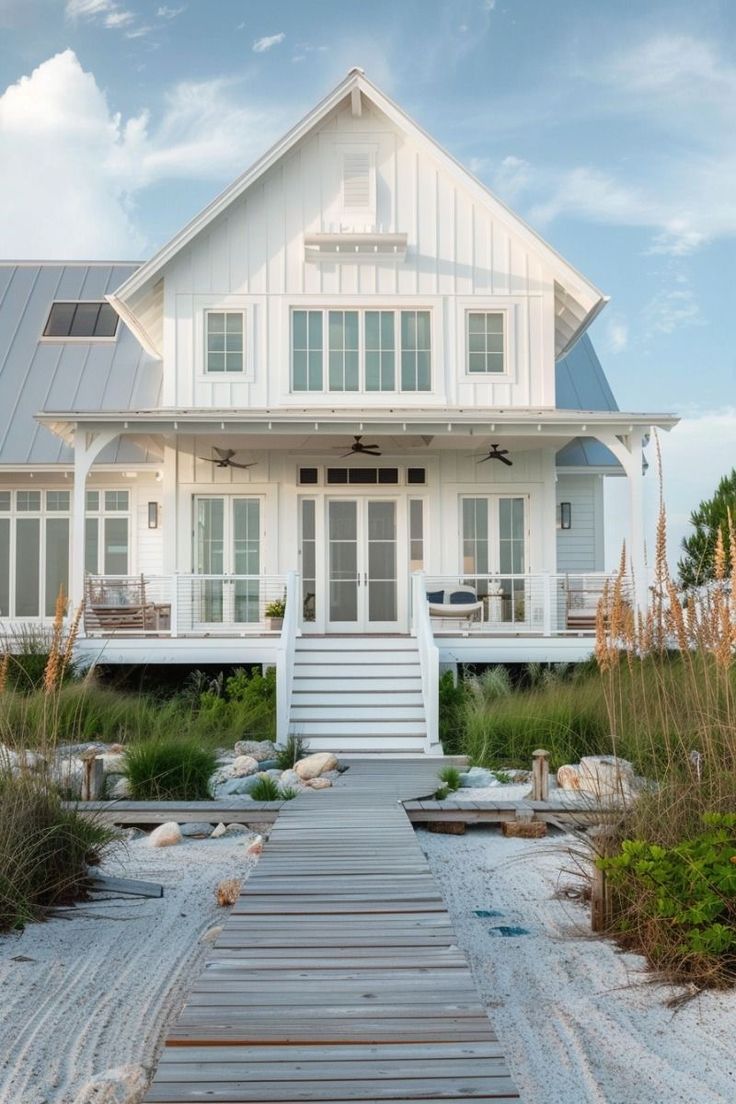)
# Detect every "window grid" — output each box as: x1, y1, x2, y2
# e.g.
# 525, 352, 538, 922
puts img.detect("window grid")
0, 489, 73, 618
467, 312, 505, 374
86, 490, 131, 576
206, 311, 244, 374
291, 309, 431, 393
